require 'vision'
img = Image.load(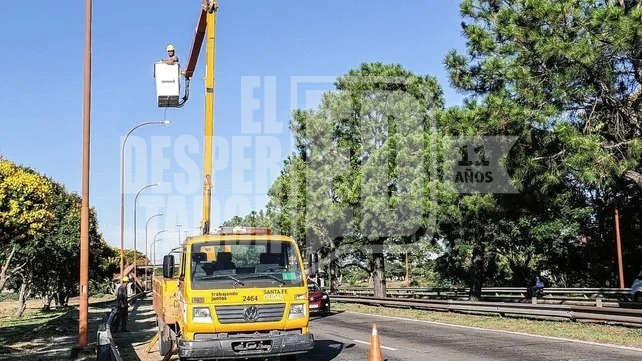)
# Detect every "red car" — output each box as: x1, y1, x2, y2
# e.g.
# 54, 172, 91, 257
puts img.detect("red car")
307, 282, 330, 316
